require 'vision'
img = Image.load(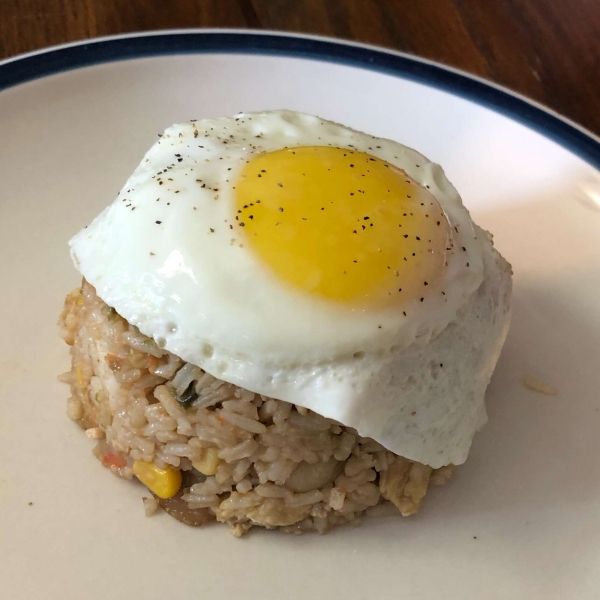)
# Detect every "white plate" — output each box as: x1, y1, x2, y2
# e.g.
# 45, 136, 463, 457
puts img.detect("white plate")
1, 31, 599, 600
